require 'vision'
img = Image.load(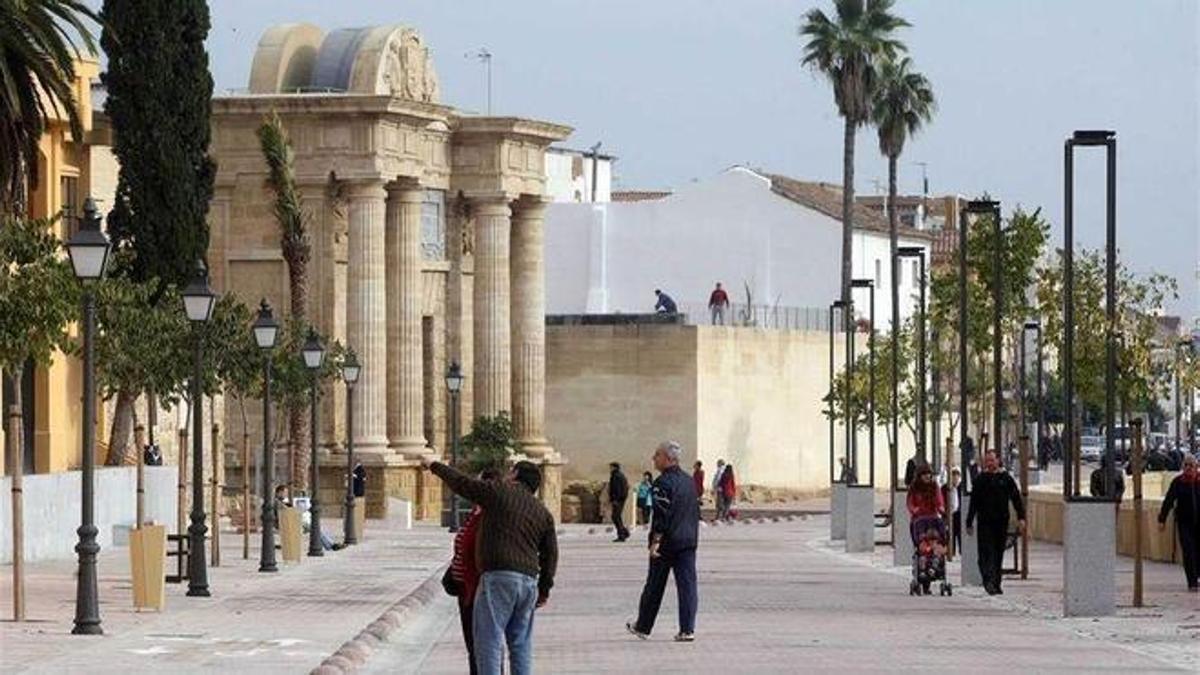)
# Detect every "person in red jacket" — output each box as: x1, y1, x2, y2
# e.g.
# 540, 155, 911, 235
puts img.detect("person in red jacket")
692, 460, 706, 507
906, 465, 944, 543
708, 282, 730, 325
719, 463, 738, 520
449, 468, 500, 675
